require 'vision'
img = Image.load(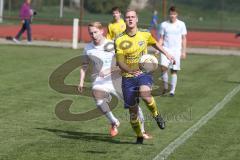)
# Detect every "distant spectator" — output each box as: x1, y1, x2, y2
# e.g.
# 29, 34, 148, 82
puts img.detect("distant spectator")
148, 10, 159, 31
235, 33, 240, 38
13, 0, 33, 44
